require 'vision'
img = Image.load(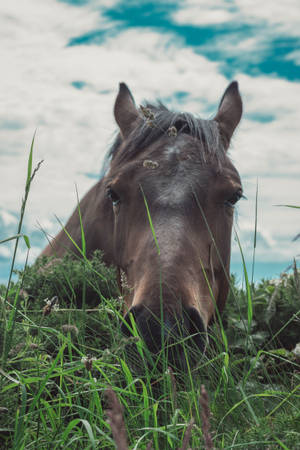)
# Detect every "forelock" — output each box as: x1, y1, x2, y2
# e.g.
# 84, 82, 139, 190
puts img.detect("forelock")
109, 102, 226, 167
